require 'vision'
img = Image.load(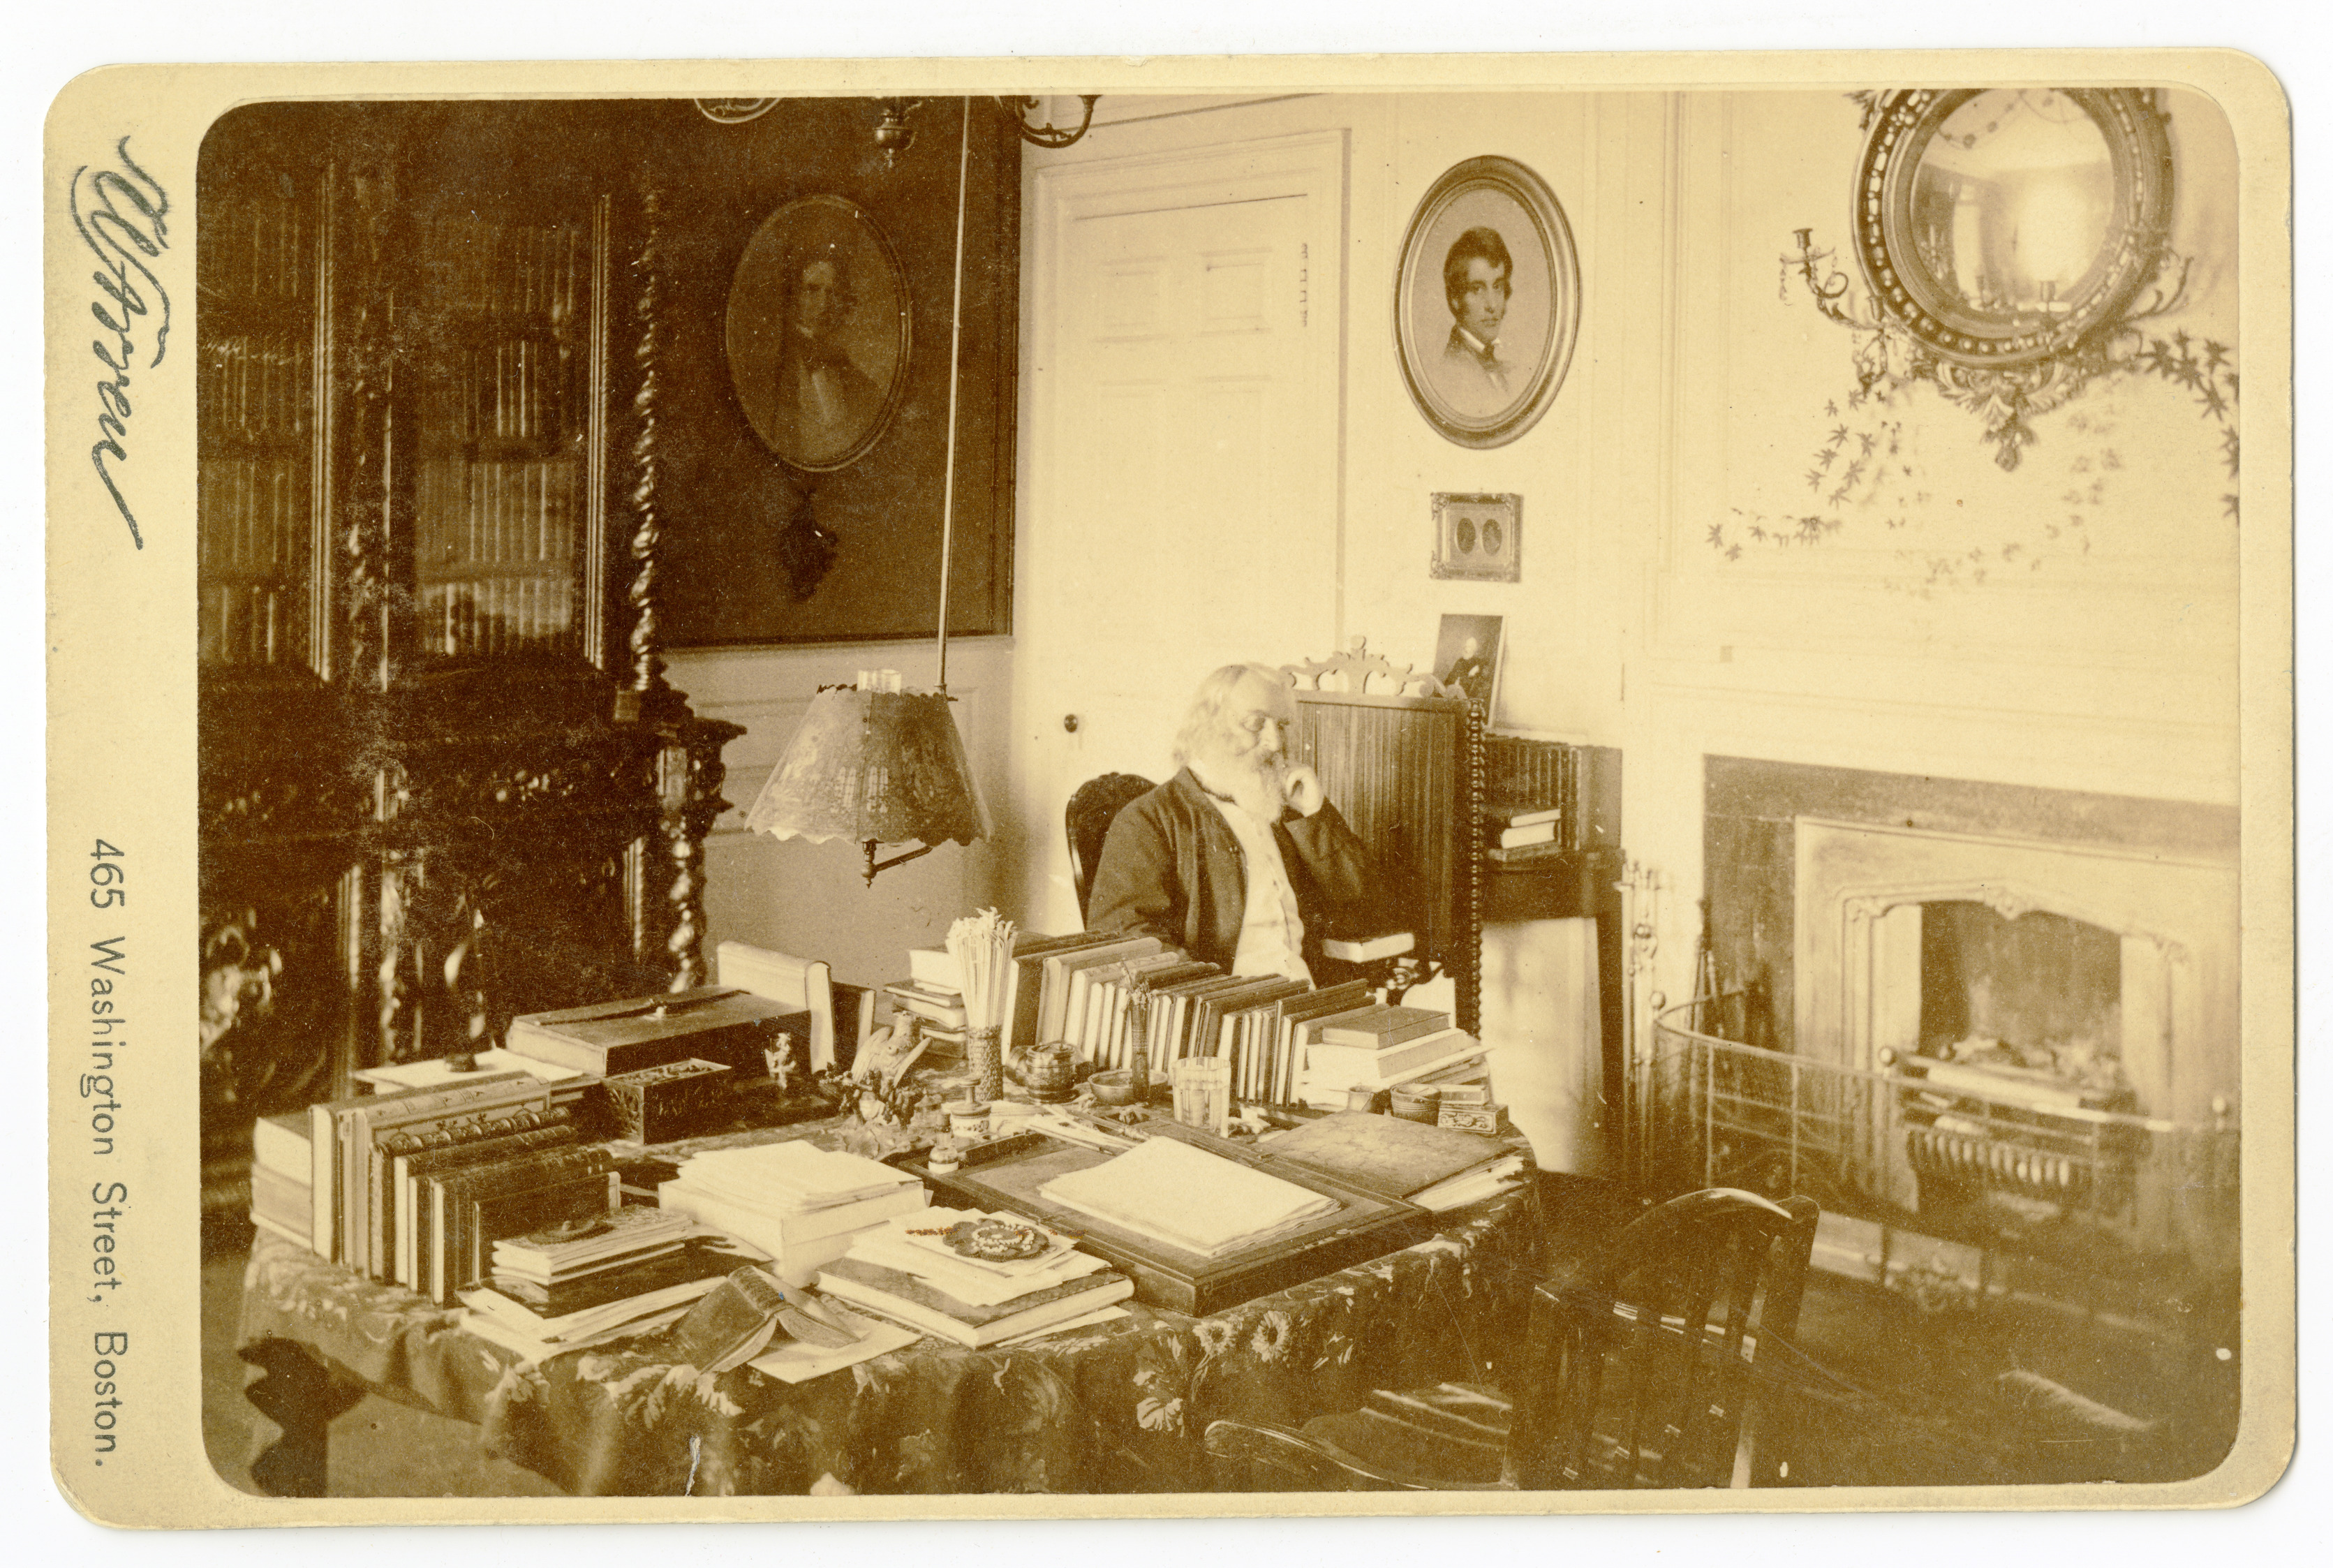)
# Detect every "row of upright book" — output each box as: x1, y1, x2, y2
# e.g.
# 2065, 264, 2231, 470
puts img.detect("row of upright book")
880, 928, 1494, 1115
249, 1065, 614, 1306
